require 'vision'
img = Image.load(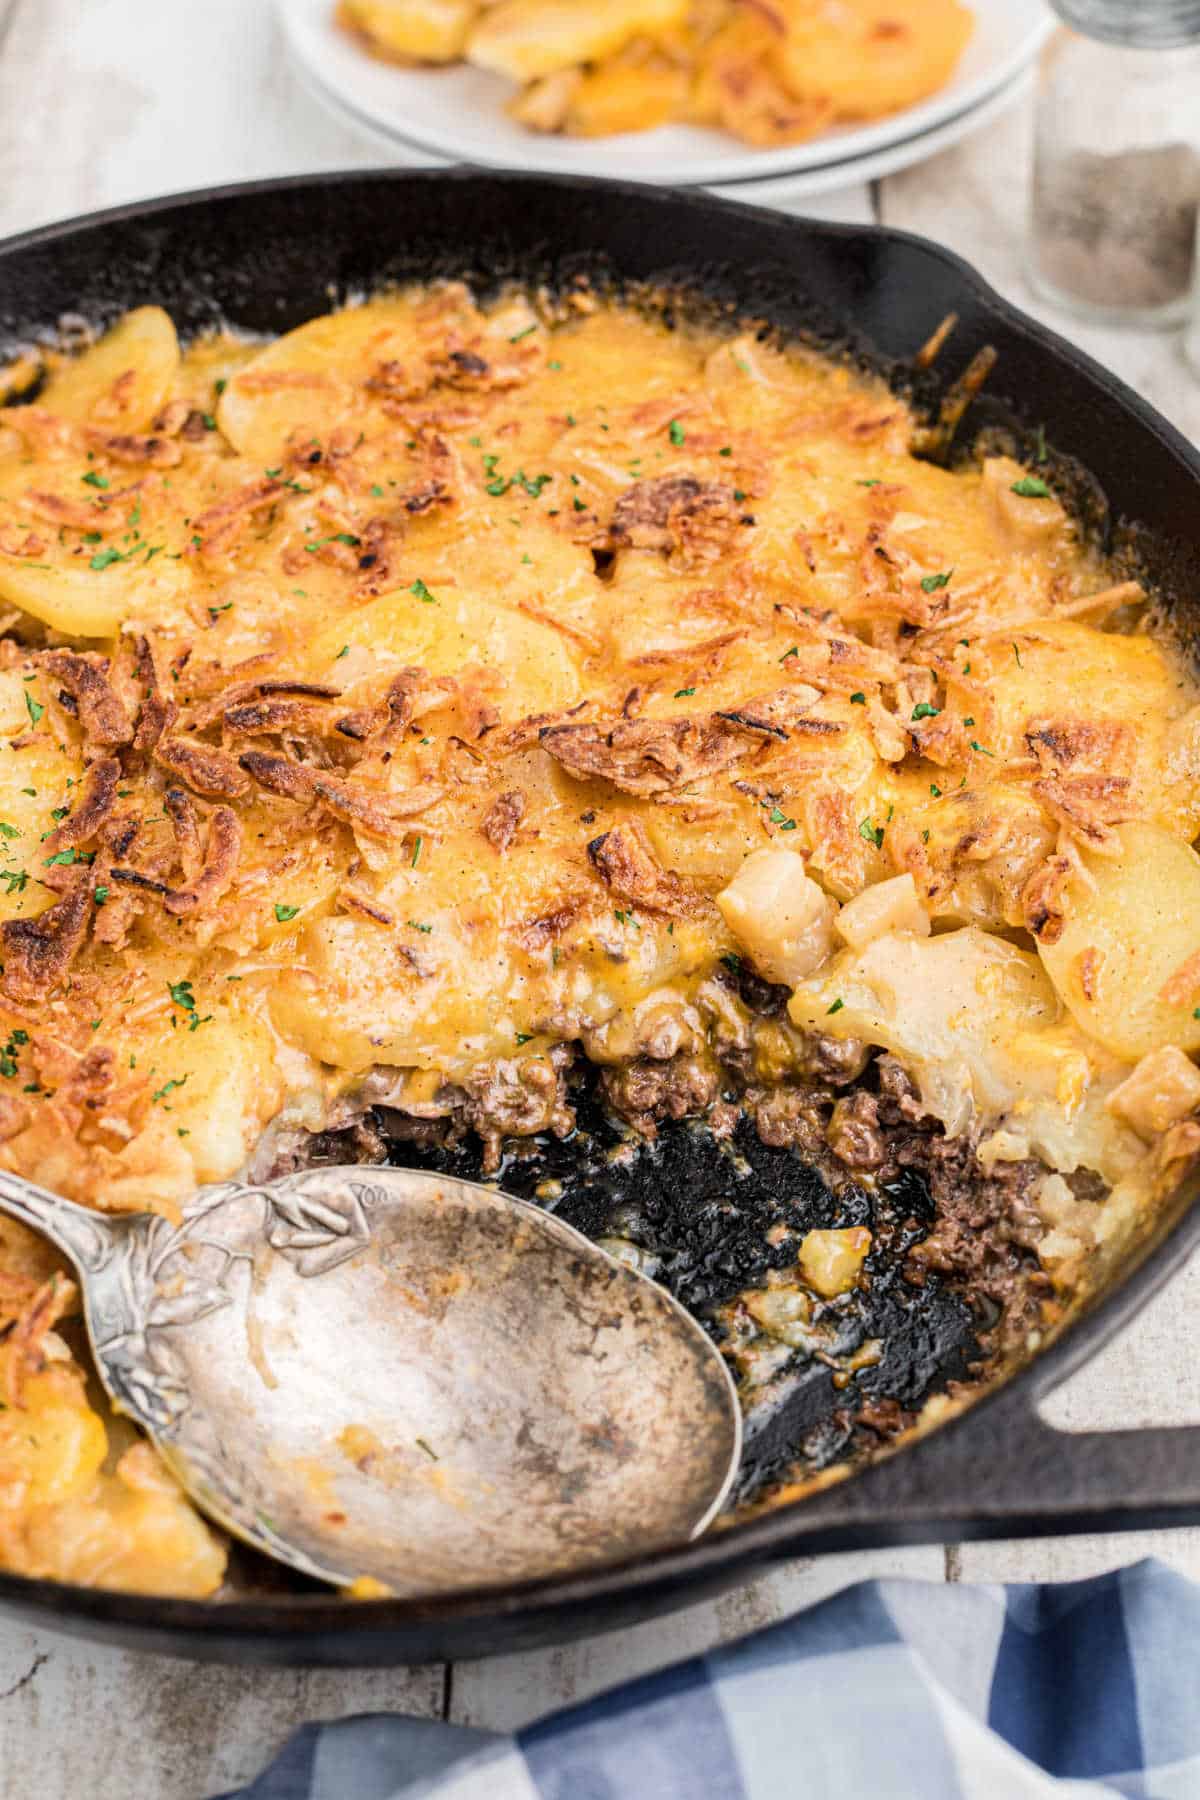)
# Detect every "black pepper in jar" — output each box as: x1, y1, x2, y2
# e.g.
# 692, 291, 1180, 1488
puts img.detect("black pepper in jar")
1027, 3, 1200, 329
